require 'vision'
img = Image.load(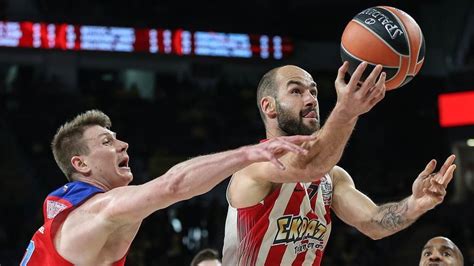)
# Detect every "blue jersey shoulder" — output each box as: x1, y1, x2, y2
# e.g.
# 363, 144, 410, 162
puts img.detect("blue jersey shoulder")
49, 181, 104, 206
